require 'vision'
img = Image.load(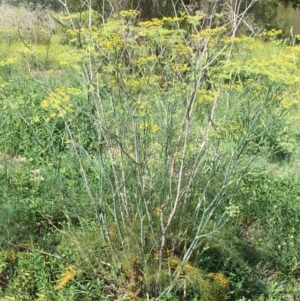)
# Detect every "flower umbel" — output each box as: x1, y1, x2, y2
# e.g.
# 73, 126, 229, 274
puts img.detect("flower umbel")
208, 272, 229, 296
